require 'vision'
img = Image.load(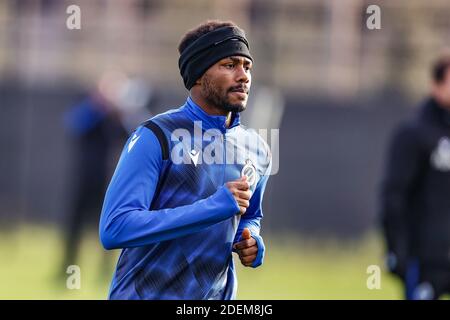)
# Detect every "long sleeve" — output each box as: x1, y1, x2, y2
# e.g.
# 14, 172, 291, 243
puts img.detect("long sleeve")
99, 125, 240, 250
233, 162, 271, 268
380, 124, 424, 273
